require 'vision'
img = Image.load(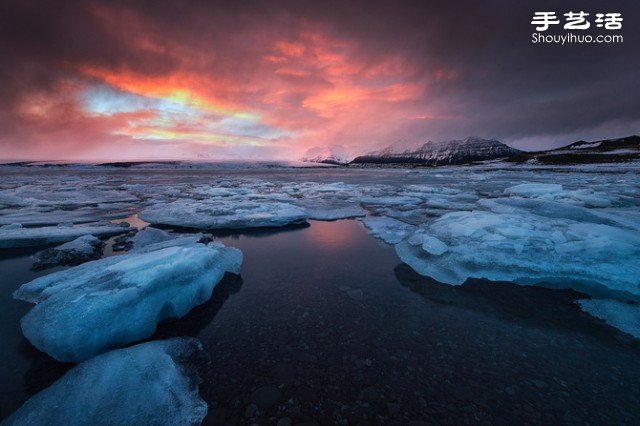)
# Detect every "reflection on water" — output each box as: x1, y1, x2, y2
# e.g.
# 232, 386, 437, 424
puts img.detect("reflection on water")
393, 264, 636, 346
0, 249, 67, 416
303, 219, 364, 248
1, 219, 639, 424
